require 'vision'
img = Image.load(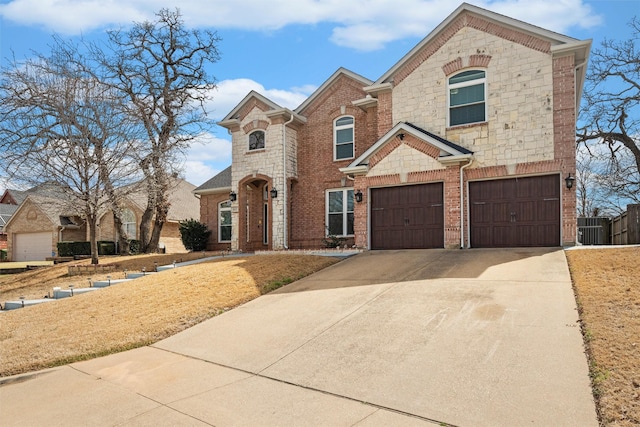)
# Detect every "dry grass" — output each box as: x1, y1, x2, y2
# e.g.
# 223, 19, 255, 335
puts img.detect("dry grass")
0, 253, 340, 377
566, 247, 640, 427
0, 252, 219, 302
